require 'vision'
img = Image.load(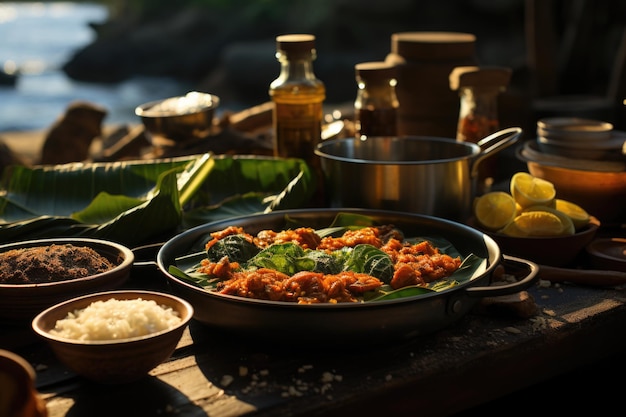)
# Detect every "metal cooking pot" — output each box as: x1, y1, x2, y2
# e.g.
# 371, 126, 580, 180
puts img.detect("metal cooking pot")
155, 208, 537, 345
314, 127, 522, 221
